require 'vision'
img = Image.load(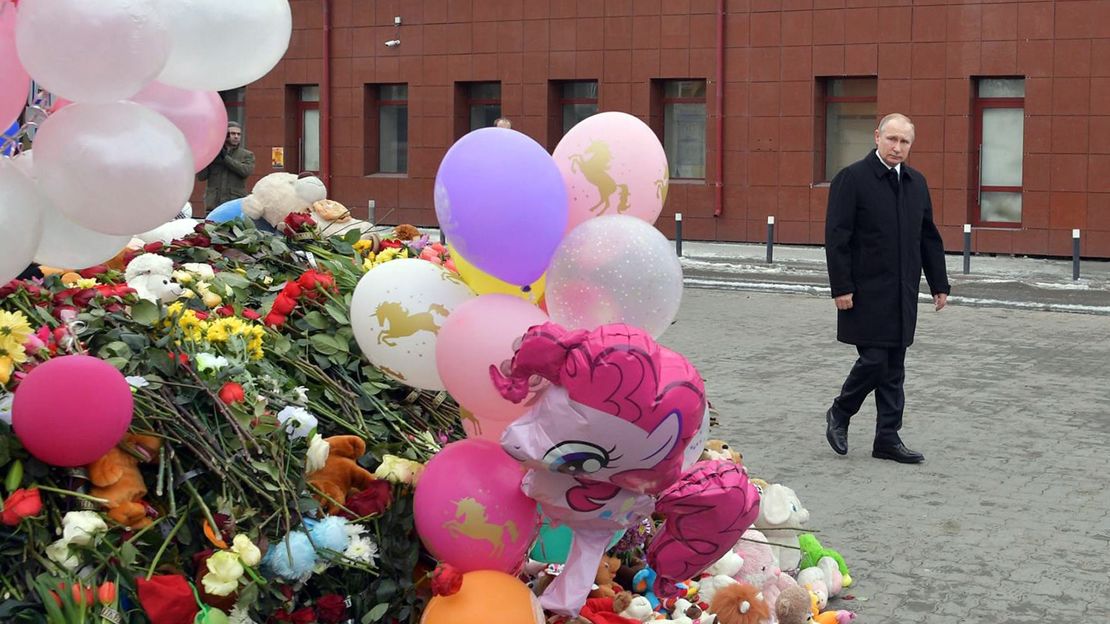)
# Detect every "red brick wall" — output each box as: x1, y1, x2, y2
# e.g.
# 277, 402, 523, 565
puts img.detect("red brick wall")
224, 0, 1110, 258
